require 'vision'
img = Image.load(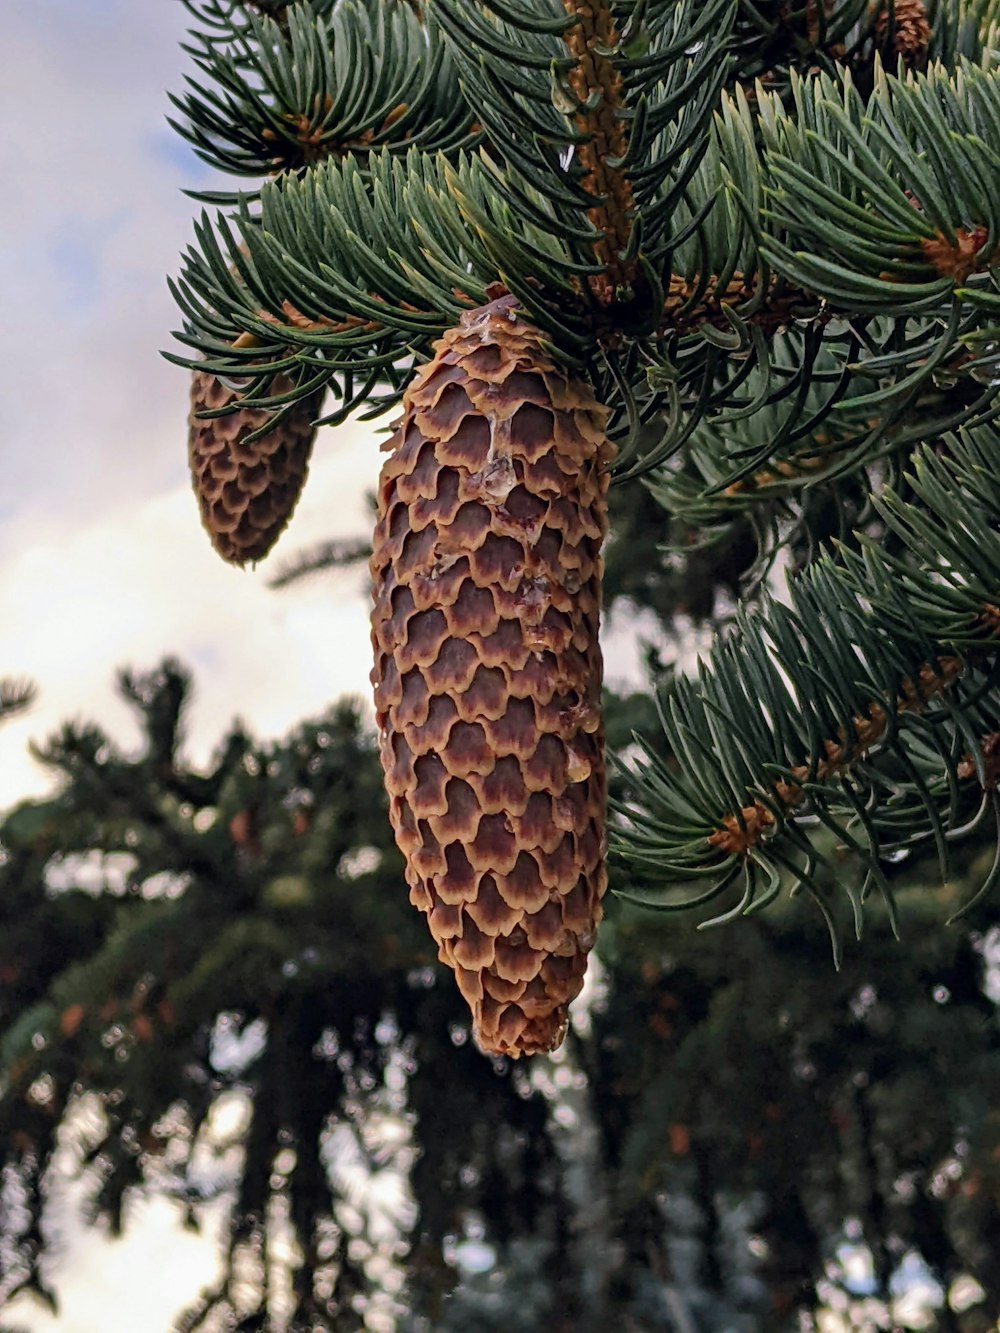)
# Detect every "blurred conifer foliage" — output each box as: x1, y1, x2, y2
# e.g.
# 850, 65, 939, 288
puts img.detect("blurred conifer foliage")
1, 664, 1000, 1330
